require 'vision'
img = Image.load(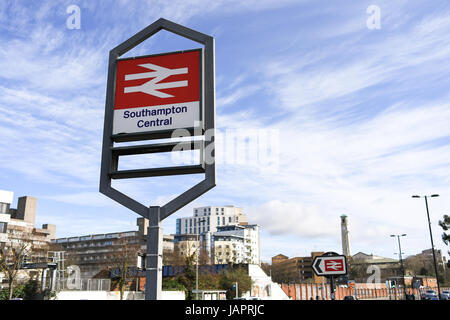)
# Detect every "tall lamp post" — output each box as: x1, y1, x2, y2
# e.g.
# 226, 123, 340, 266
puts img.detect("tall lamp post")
390, 234, 407, 300
195, 218, 206, 300
412, 194, 442, 299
